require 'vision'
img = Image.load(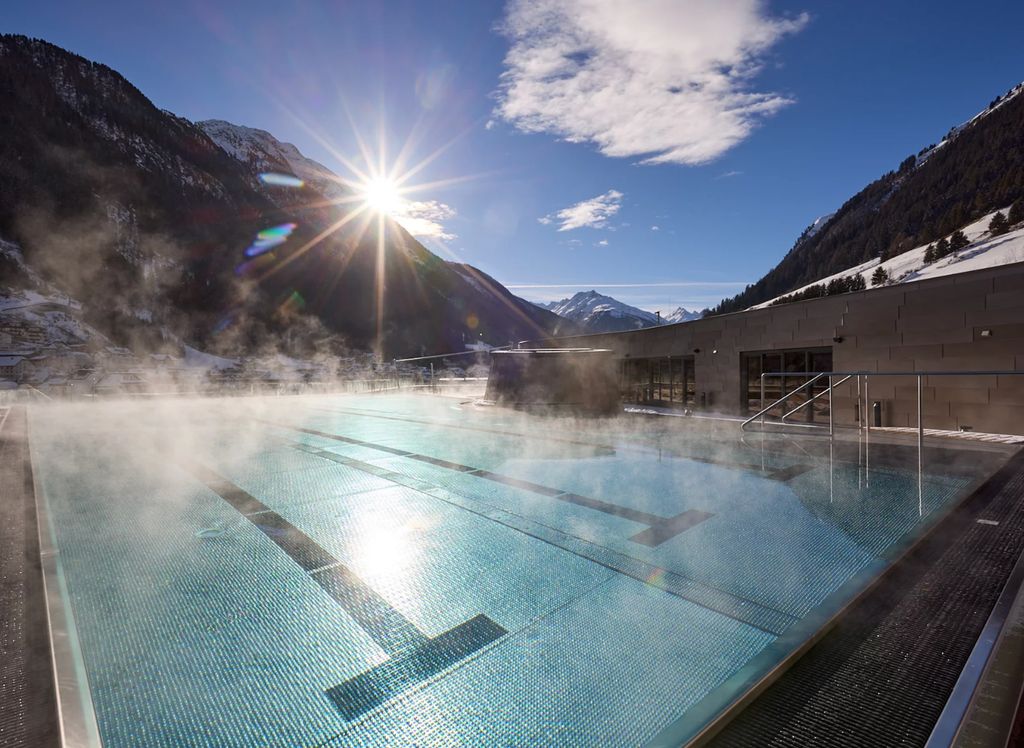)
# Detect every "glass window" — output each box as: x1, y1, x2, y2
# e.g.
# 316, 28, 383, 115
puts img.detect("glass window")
742, 348, 832, 418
